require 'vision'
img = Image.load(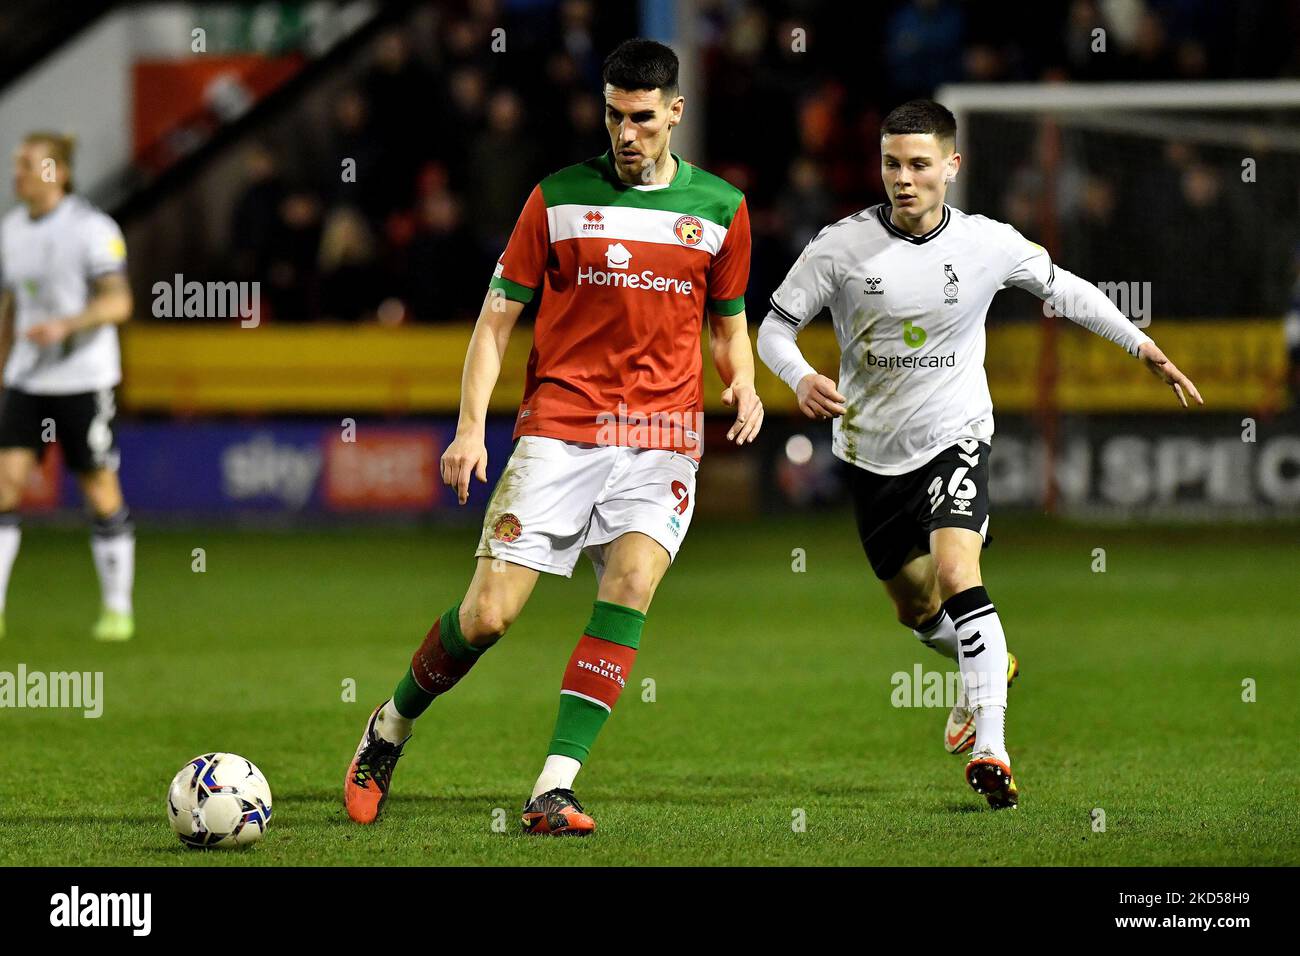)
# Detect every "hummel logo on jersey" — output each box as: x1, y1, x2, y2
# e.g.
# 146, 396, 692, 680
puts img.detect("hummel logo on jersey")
943, 263, 959, 304
605, 243, 631, 269
864, 277, 883, 295
582, 210, 605, 231
577, 244, 694, 295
